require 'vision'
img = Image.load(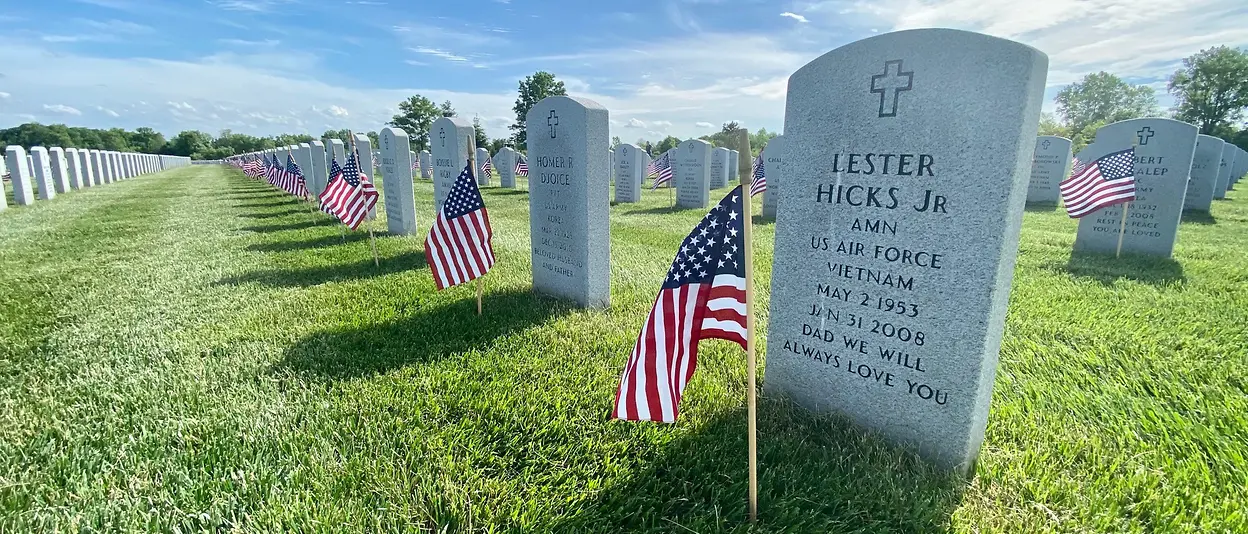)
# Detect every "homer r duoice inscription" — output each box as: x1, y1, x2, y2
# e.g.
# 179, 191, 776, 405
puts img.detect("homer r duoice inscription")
764, 28, 1048, 472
